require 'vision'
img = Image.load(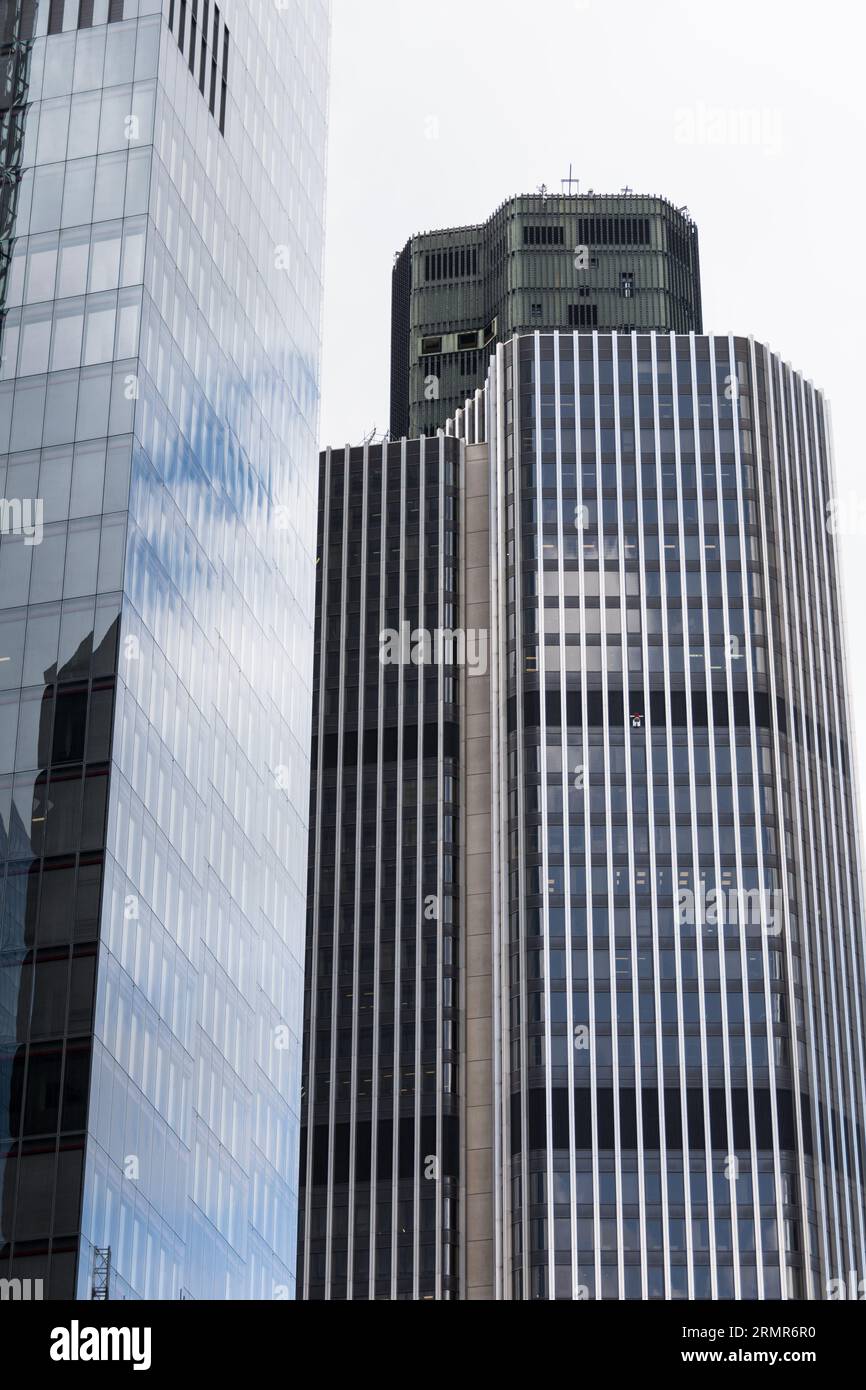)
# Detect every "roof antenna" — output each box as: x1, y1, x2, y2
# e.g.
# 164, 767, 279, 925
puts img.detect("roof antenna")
561, 163, 579, 194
